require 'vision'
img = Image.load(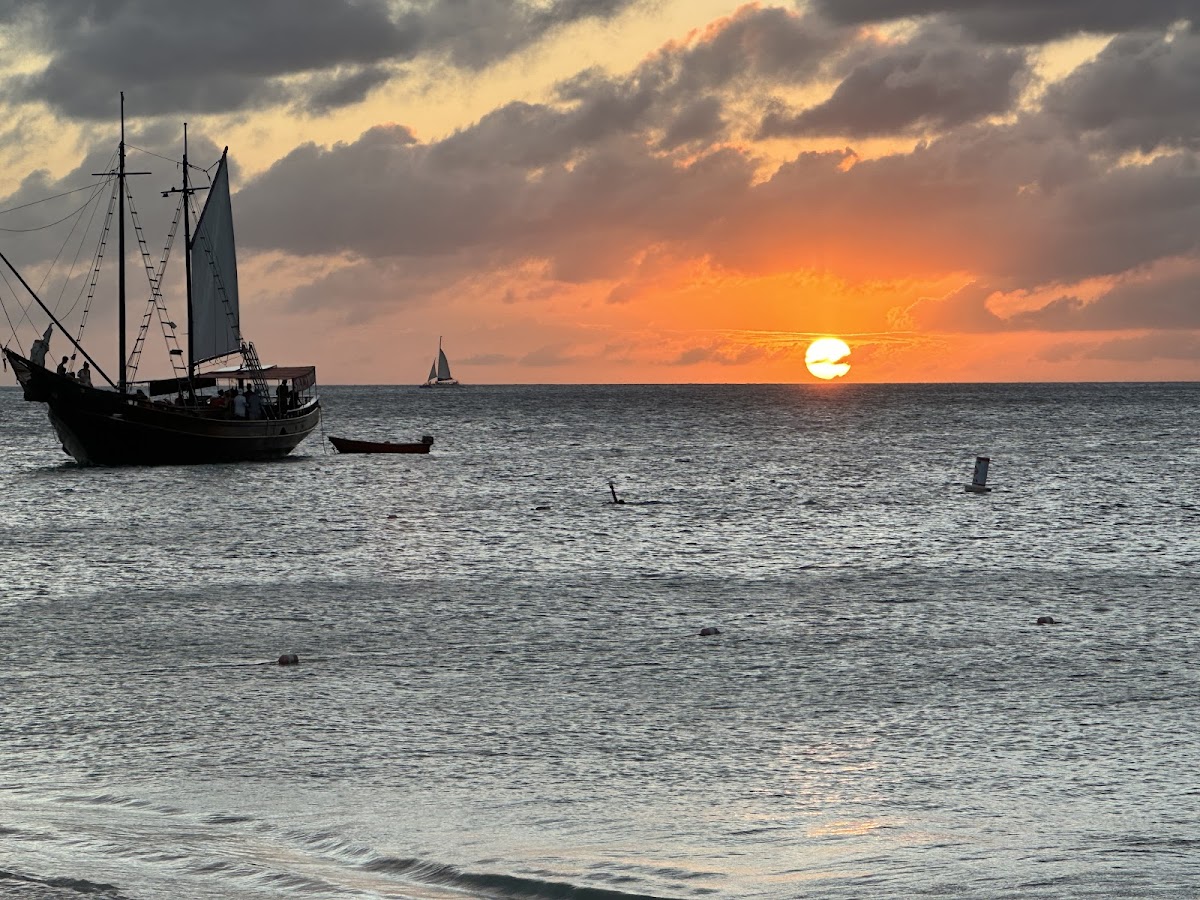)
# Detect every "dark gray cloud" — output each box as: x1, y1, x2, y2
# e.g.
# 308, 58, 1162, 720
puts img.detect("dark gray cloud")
1043, 29, 1200, 153
1081, 330, 1200, 360
760, 25, 1029, 138
431, 6, 849, 166
437, 0, 631, 68
3, 1, 409, 118
653, 4, 847, 89
659, 97, 725, 149
808, 0, 1200, 44
520, 344, 582, 367
1038, 330, 1200, 363
237, 124, 524, 261
0, 0, 643, 119
300, 66, 397, 117
904, 282, 1008, 333
670, 342, 768, 366
460, 352, 516, 365
1010, 268, 1200, 331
